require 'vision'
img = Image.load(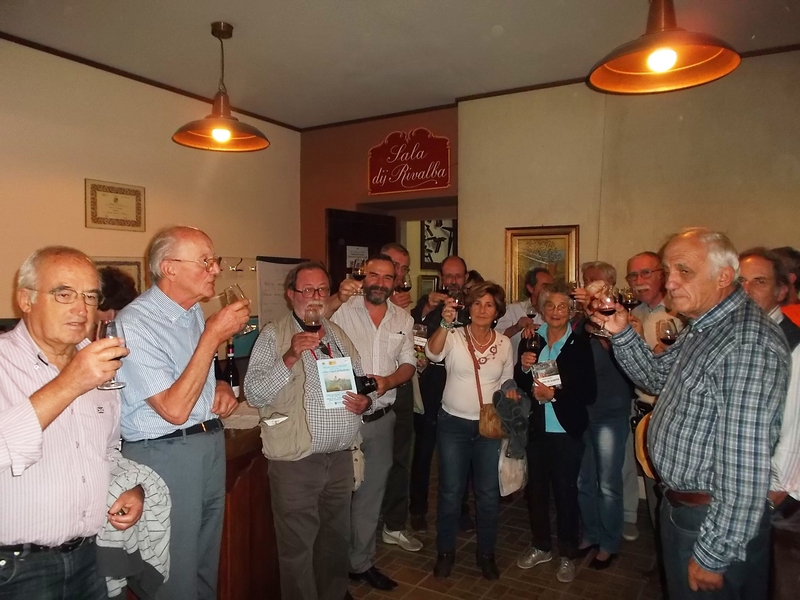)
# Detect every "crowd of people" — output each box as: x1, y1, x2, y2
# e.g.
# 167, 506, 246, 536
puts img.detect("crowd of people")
1, 225, 798, 600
